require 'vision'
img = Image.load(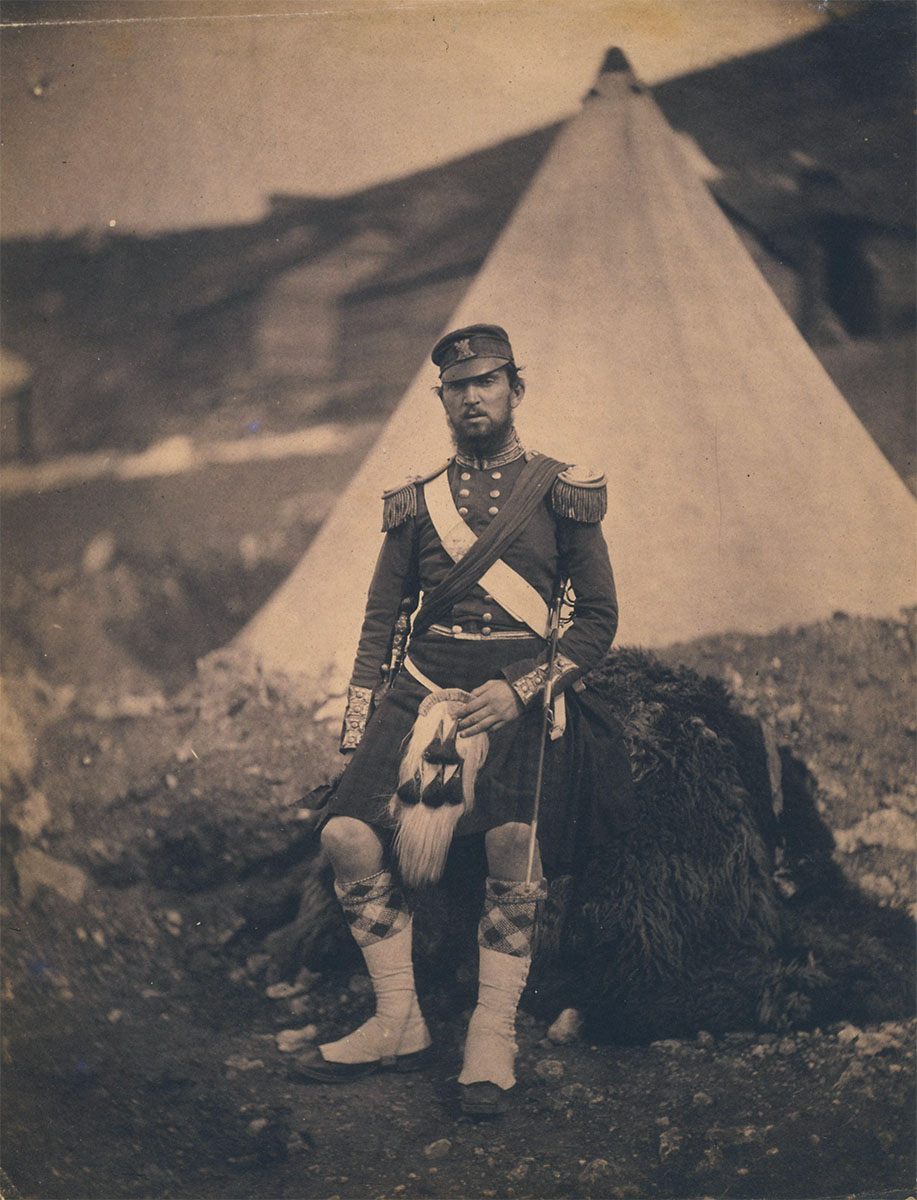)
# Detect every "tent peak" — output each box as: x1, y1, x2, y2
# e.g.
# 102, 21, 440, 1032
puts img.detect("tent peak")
584, 47, 639, 102
600, 47, 631, 75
